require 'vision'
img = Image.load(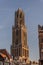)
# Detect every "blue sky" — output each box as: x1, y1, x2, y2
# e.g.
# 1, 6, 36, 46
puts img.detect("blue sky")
0, 0, 43, 61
